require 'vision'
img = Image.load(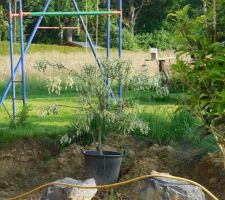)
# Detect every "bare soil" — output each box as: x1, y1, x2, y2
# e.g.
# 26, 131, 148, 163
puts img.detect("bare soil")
0, 135, 224, 200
